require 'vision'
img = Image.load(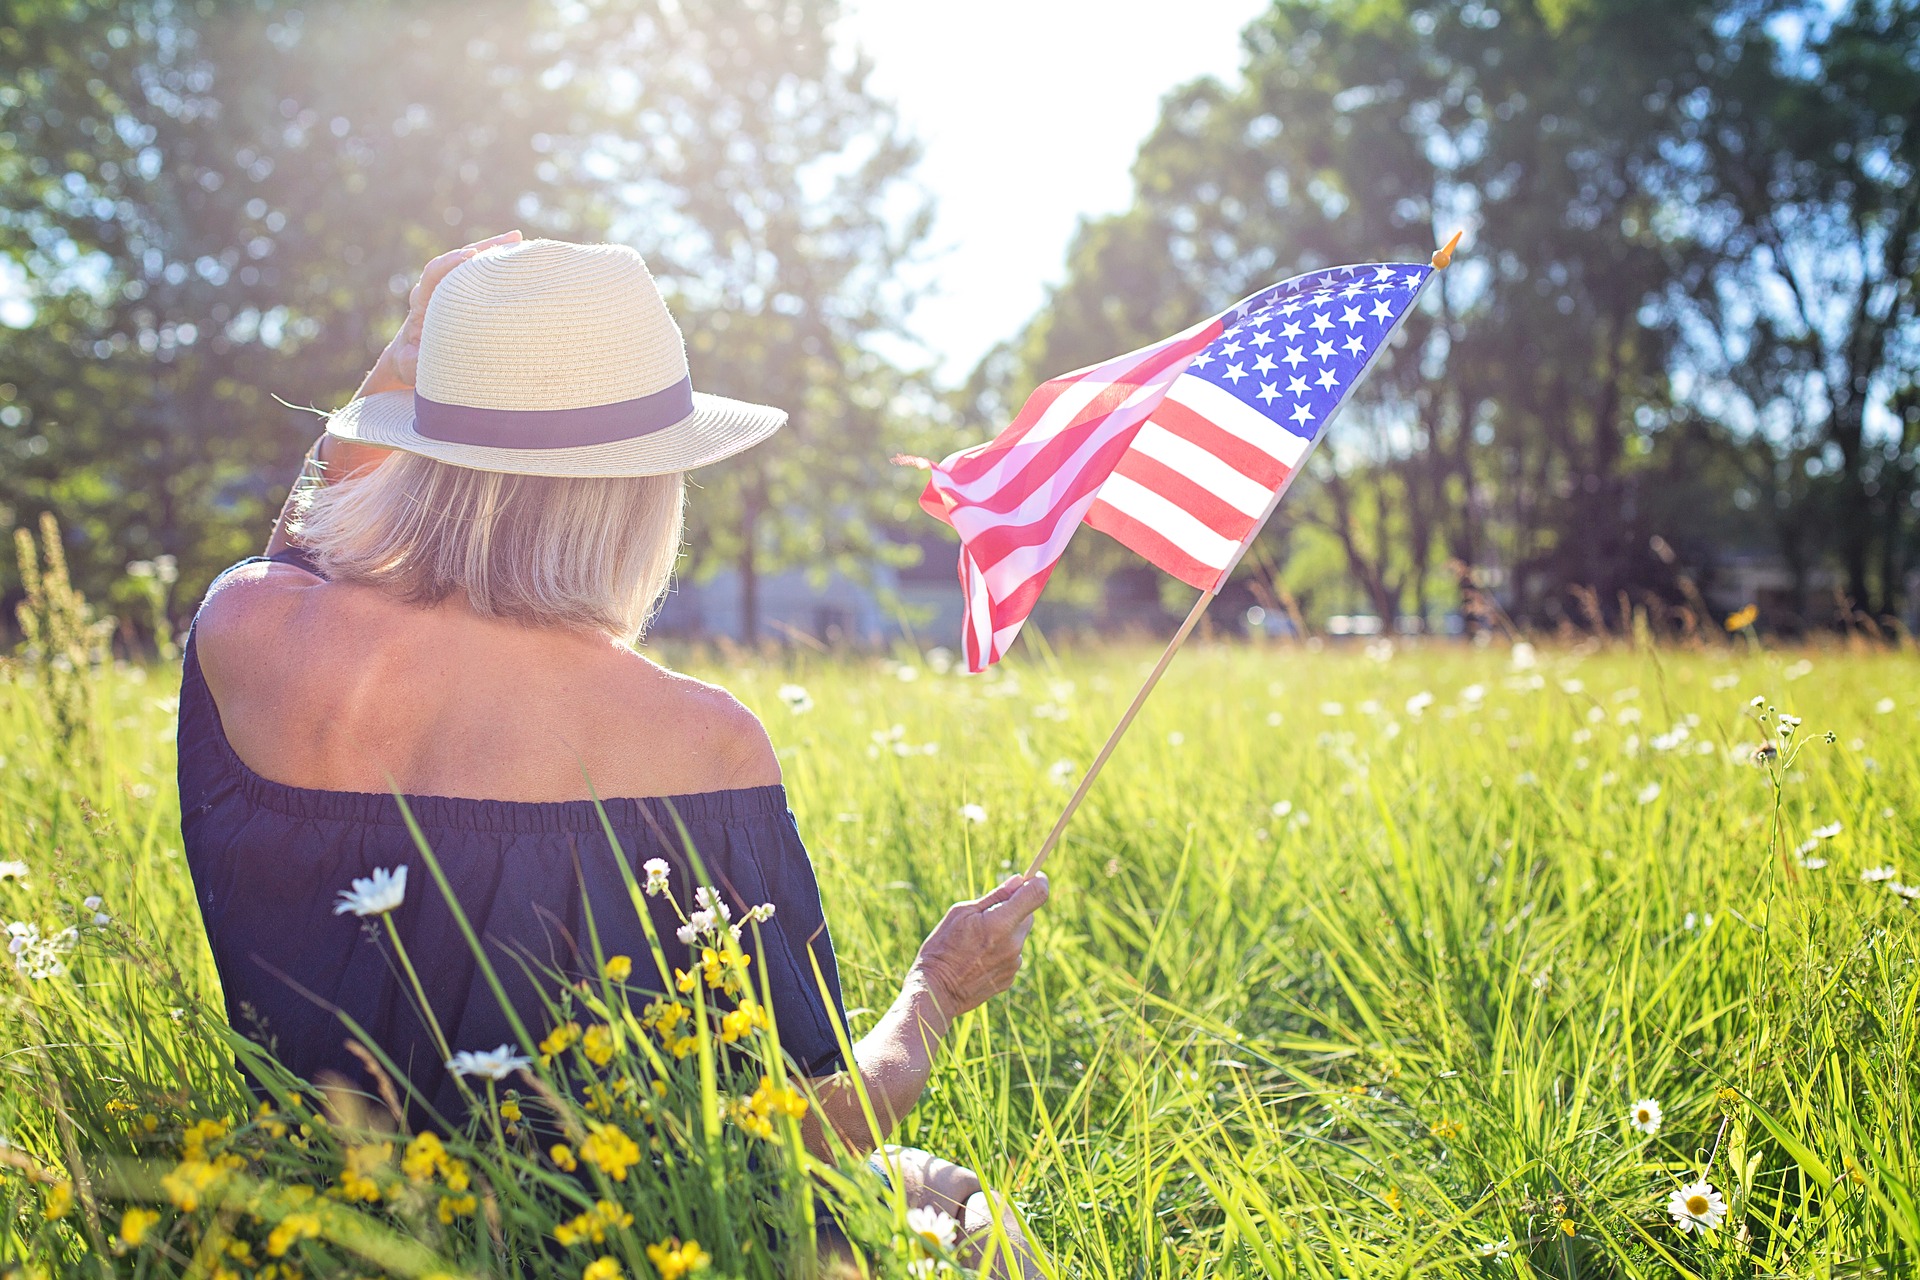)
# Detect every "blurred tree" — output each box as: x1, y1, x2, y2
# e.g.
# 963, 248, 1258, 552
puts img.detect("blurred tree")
0, 0, 927, 641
